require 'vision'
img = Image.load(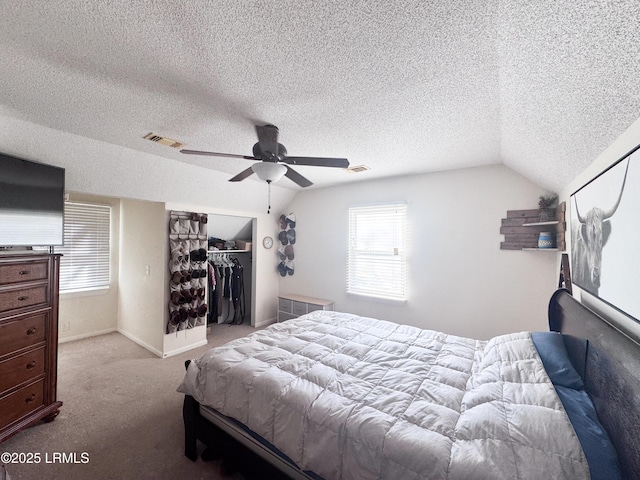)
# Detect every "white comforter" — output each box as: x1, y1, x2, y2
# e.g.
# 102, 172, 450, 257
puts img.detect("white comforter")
178, 311, 589, 480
